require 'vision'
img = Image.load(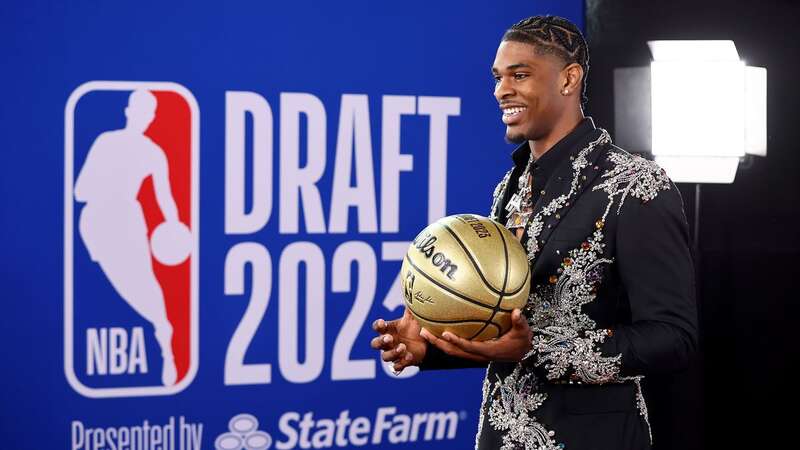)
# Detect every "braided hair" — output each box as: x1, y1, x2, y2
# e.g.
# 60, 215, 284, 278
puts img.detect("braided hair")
502, 16, 590, 105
